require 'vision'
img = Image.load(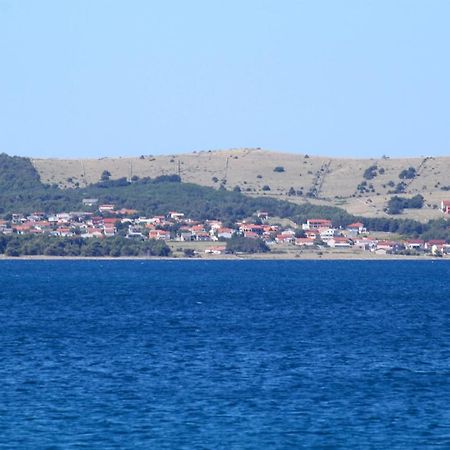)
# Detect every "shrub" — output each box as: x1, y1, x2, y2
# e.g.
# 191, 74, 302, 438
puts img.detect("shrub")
399, 167, 416, 179
101, 170, 111, 181
363, 165, 378, 180
273, 166, 285, 173
226, 236, 269, 254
